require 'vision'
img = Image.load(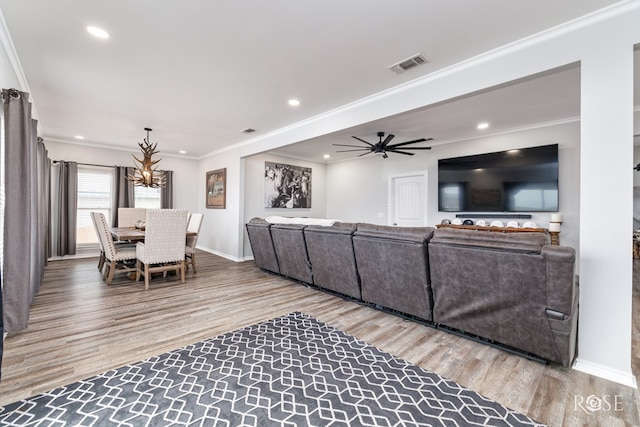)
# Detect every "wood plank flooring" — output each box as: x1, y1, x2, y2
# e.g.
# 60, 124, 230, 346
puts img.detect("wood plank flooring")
1, 251, 639, 426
